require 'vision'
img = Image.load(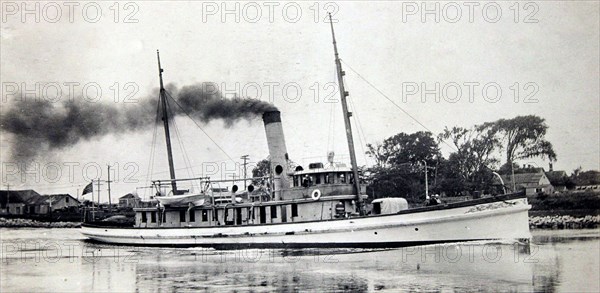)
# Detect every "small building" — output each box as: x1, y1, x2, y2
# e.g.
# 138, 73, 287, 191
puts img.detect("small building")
500, 172, 554, 196
43, 194, 80, 211
119, 193, 141, 208
0, 189, 50, 215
